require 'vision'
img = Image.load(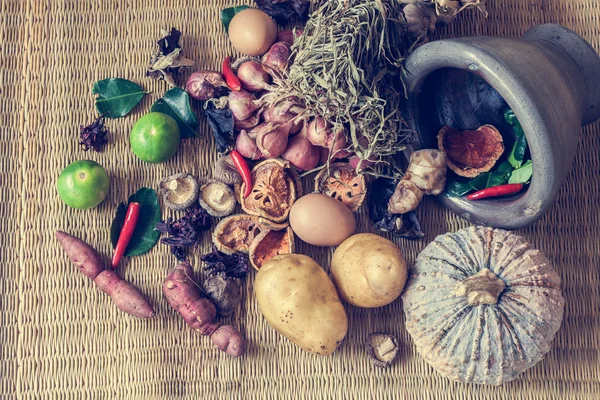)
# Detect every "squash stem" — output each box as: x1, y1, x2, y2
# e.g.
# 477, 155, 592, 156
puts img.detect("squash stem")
454, 268, 506, 306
